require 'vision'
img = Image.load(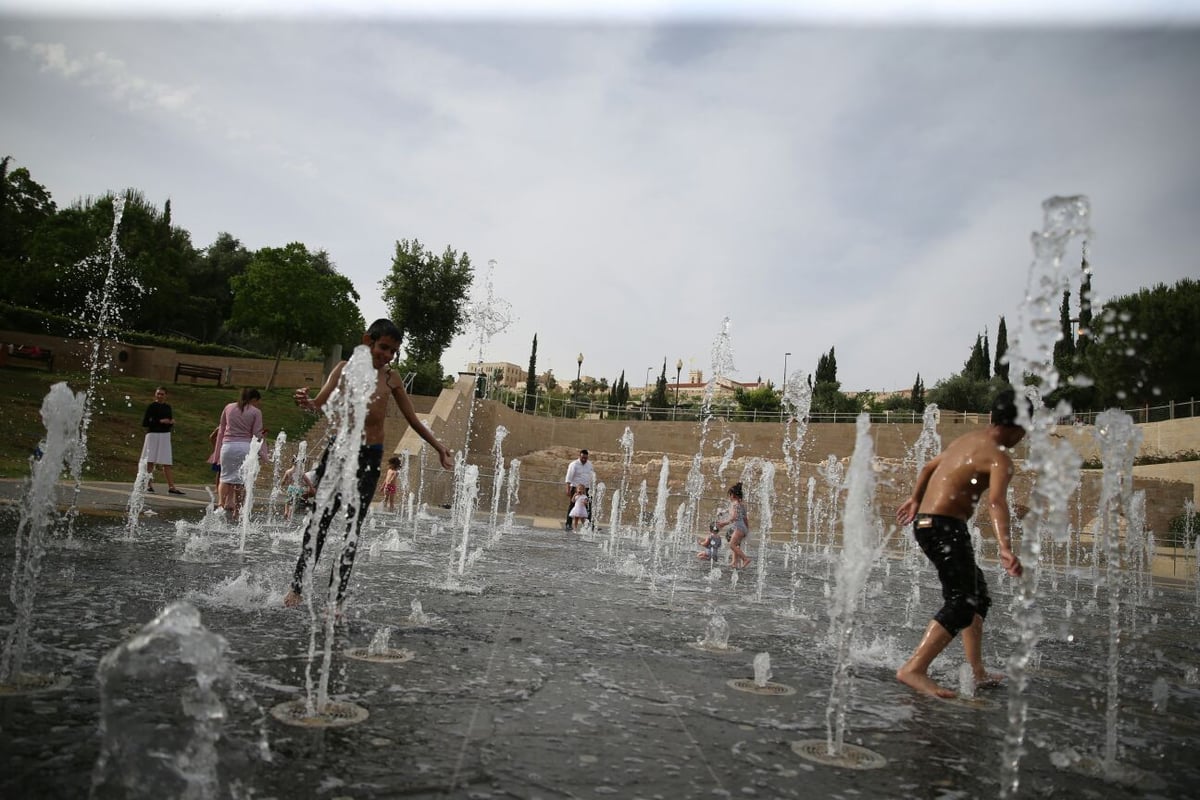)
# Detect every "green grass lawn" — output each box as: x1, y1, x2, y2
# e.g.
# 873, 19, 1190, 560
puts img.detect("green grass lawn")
0, 366, 319, 483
